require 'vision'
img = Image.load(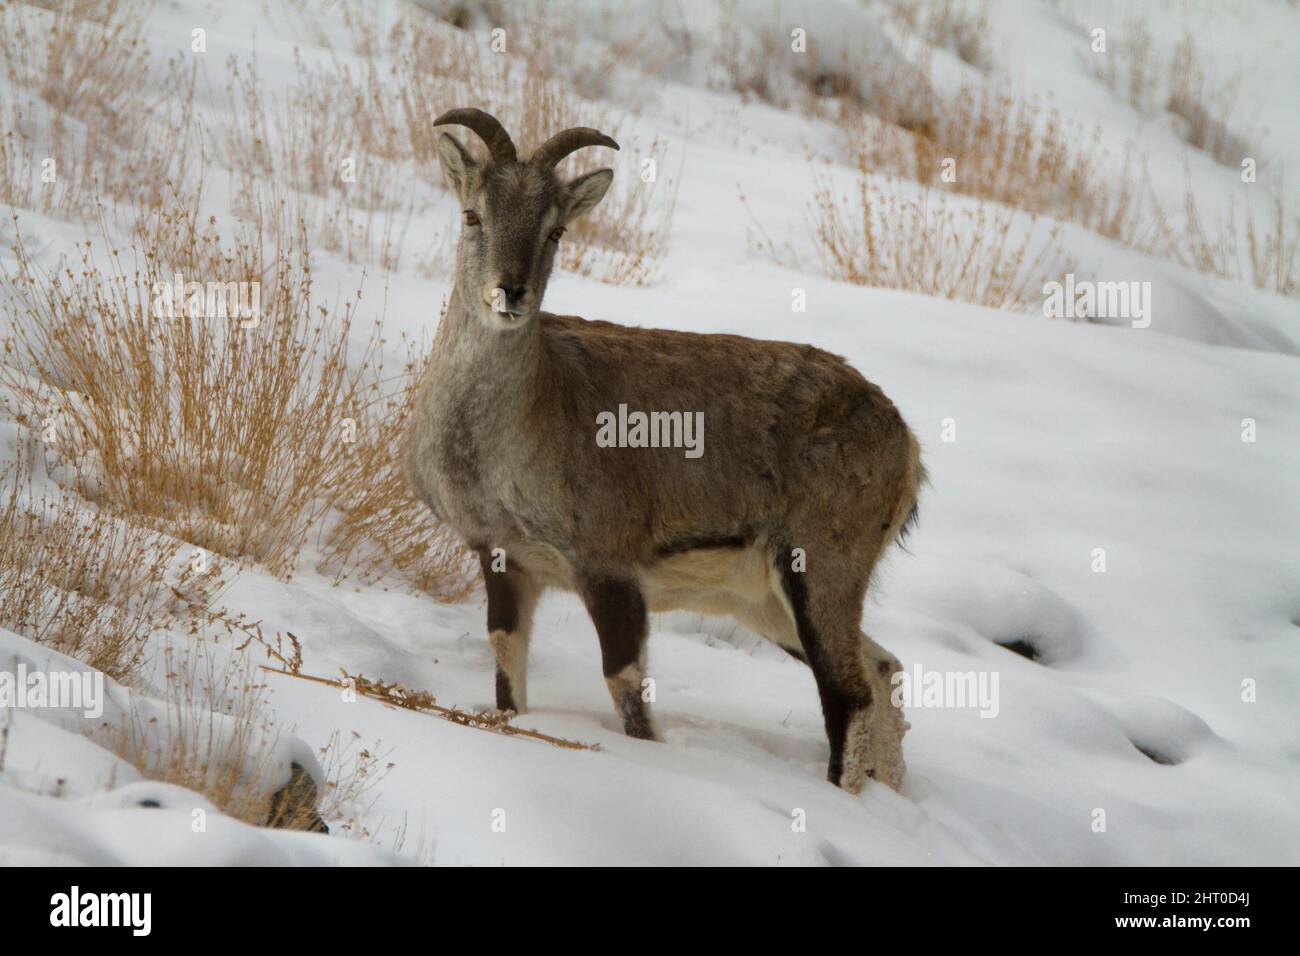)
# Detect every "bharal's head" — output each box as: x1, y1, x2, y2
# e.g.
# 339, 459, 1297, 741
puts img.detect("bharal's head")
434, 108, 617, 329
